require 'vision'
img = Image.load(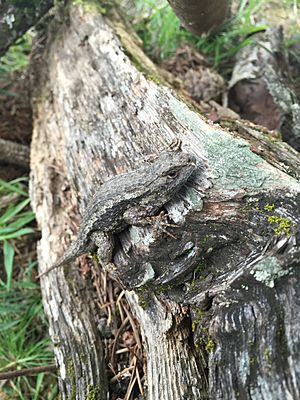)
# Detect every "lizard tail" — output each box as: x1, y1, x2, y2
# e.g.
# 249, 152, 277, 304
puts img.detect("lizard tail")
36, 241, 91, 279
